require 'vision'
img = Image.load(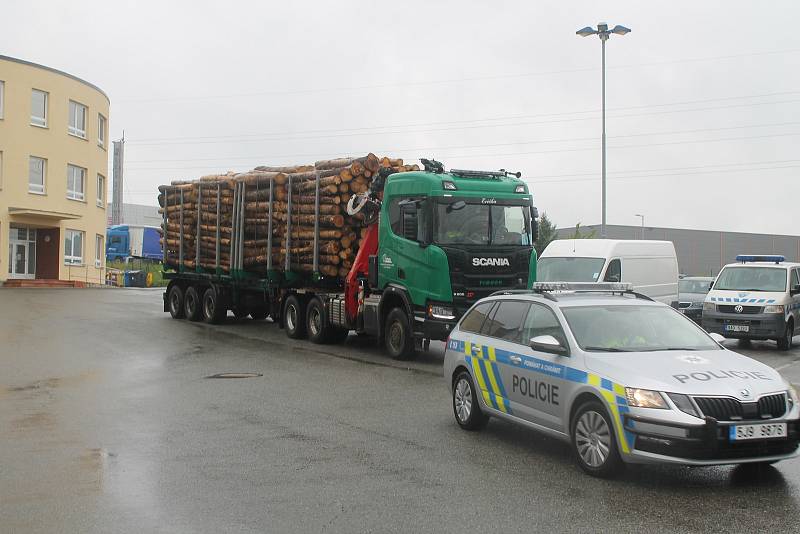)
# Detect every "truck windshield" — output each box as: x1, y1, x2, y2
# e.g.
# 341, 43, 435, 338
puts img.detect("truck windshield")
563, 305, 721, 352
537, 257, 606, 282
434, 203, 531, 246
714, 266, 786, 292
